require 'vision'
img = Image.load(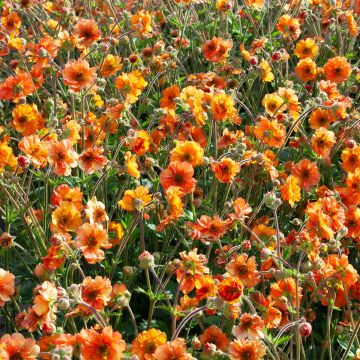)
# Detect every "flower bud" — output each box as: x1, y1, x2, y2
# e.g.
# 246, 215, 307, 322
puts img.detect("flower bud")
123, 266, 135, 278
58, 297, 70, 311
264, 192, 281, 210
18, 156, 30, 168
191, 337, 202, 351
138, 251, 155, 270
241, 240, 251, 251
249, 56, 258, 66
299, 322, 312, 337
